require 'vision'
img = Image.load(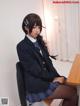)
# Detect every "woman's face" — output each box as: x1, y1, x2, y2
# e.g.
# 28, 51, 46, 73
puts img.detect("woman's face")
30, 25, 41, 38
